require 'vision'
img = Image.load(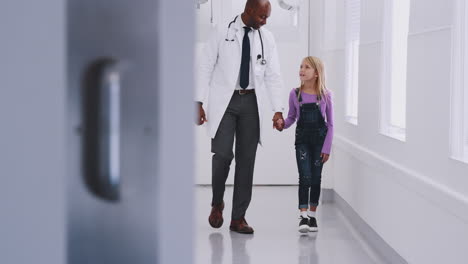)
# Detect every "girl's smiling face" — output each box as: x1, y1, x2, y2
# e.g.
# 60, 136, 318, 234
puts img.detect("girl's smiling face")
299, 60, 317, 82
